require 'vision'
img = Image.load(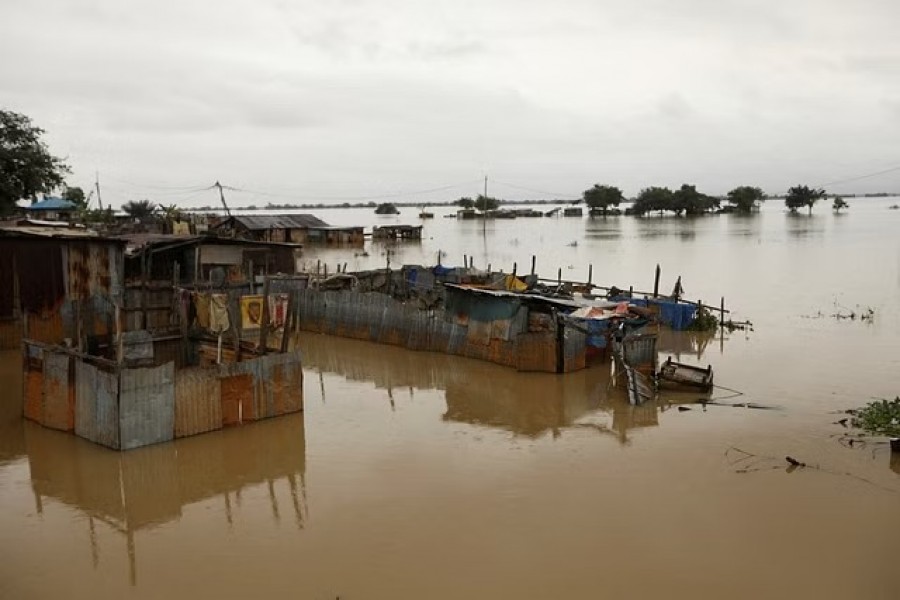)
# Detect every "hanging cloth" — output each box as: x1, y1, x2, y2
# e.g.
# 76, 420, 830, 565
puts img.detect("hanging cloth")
268, 293, 289, 329
209, 293, 230, 333
192, 292, 211, 329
